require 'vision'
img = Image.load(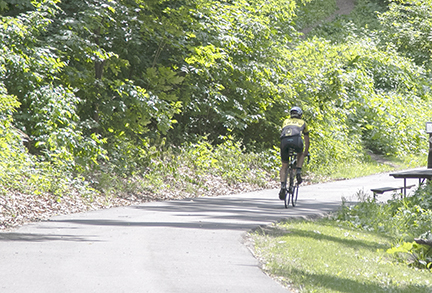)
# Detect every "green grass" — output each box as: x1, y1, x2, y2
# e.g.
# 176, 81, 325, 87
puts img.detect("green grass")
322, 161, 395, 180
251, 218, 432, 292
307, 154, 427, 183
250, 164, 432, 293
